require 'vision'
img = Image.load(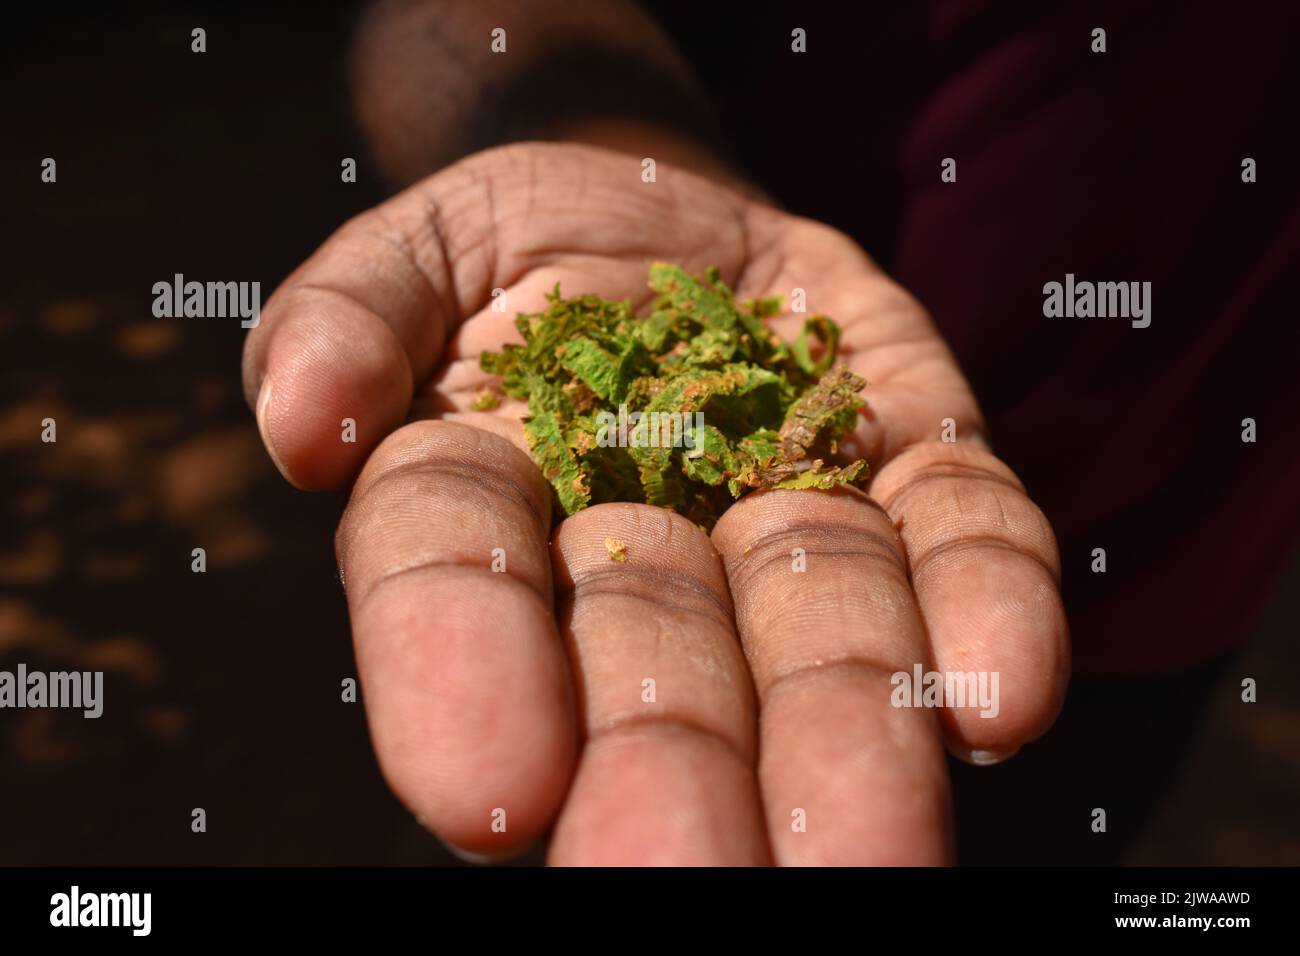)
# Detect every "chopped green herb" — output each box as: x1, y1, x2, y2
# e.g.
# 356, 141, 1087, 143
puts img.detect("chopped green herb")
480, 262, 869, 529
604, 537, 628, 562
470, 386, 502, 411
